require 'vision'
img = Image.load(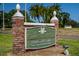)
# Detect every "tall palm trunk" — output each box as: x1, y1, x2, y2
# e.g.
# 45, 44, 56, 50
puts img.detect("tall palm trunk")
37, 15, 40, 23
